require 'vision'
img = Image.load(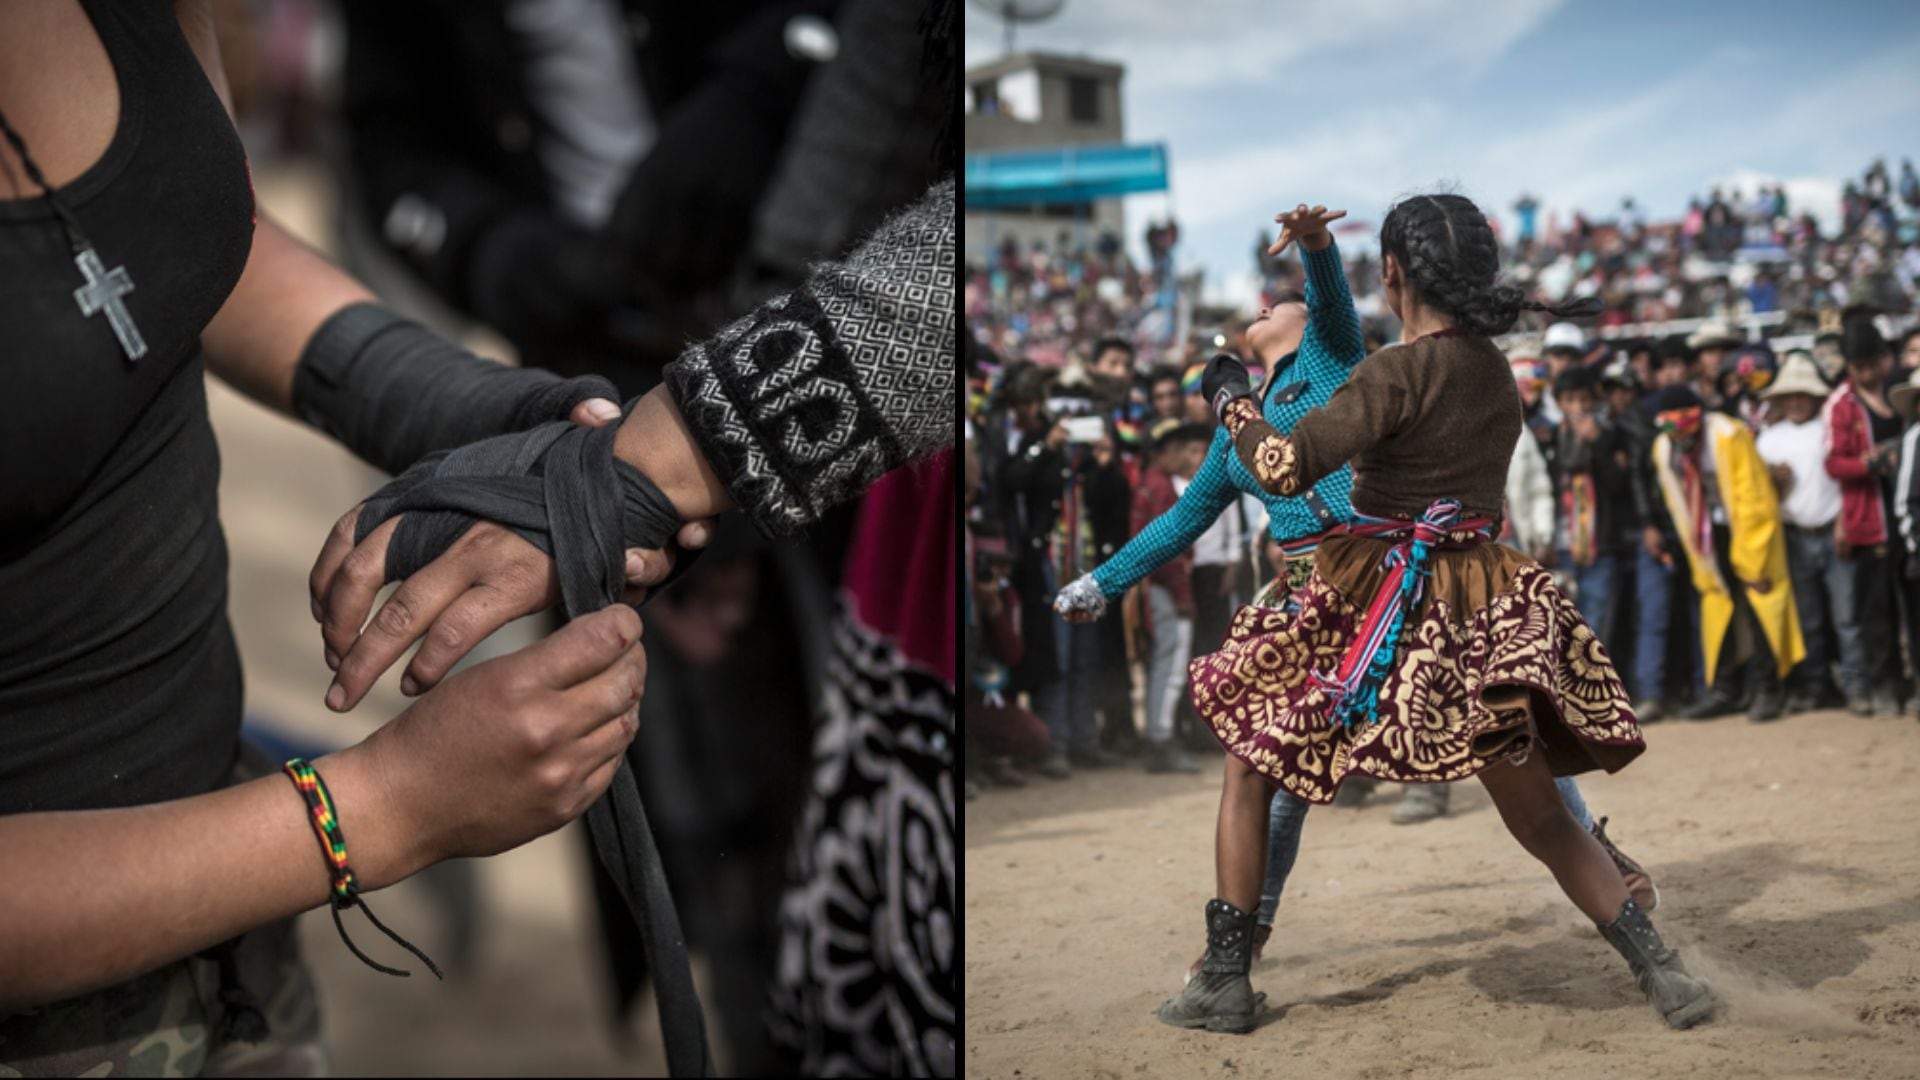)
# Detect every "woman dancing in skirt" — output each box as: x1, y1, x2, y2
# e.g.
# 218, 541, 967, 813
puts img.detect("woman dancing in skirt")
1054, 205, 1661, 994
1163, 192, 1716, 1033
